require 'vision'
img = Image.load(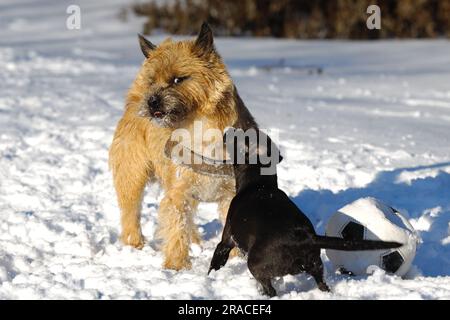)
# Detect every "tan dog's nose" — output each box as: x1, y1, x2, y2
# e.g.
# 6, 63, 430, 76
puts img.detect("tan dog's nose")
148, 95, 161, 110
